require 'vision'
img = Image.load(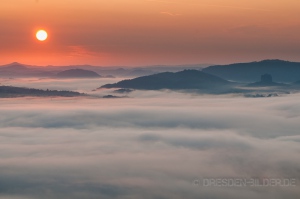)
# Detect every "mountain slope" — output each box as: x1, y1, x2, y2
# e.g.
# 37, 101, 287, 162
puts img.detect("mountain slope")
100, 70, 231, 90
202, 60, 300, 82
